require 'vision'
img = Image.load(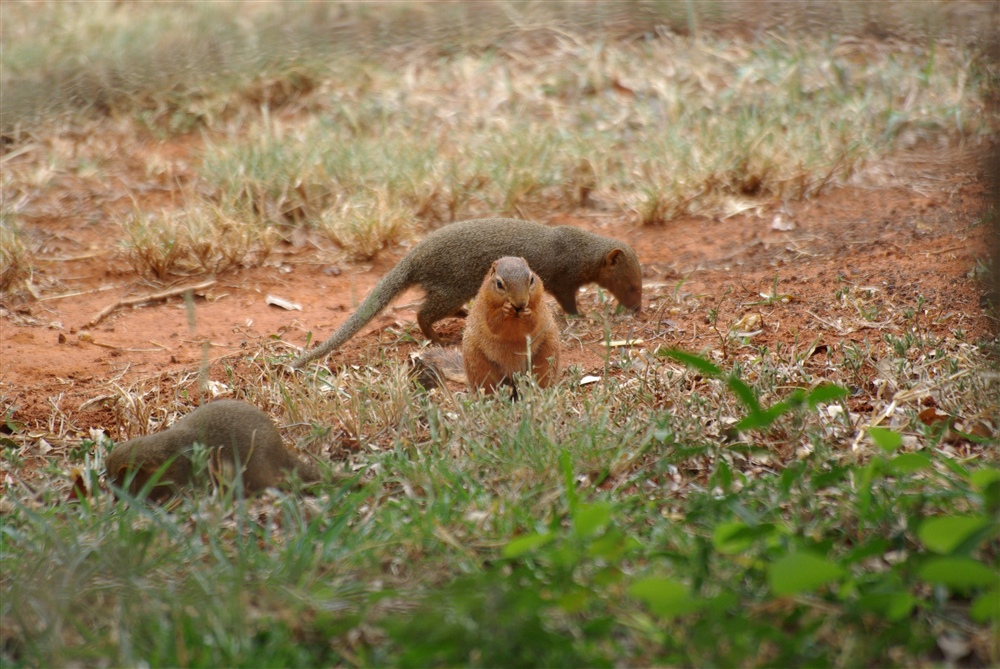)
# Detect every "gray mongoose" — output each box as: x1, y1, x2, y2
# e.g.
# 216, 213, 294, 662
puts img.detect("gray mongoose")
461, 256, 560, 393
290, 218, 641, 368
106, 400, 319, 498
